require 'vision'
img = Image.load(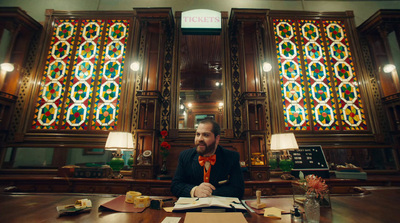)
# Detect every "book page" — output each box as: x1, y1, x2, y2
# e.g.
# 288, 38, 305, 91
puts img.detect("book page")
209, 196, 245, 210
173, 197, 211, 211
173, 196, 245, 211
